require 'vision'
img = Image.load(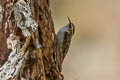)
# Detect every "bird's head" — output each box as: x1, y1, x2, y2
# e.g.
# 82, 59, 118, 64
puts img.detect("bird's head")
66, 17, 75, 36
